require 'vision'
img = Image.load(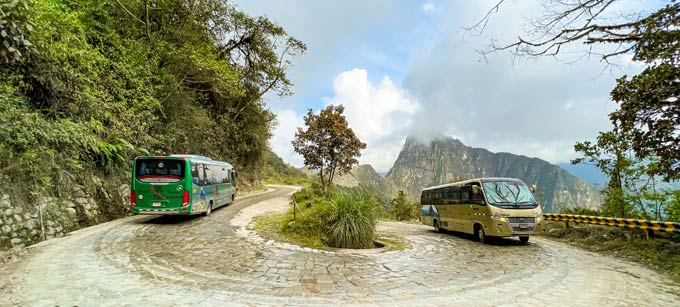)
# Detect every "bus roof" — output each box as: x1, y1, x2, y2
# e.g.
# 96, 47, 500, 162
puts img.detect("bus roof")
136, 155, 234, 168
422, 177, 525, 191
